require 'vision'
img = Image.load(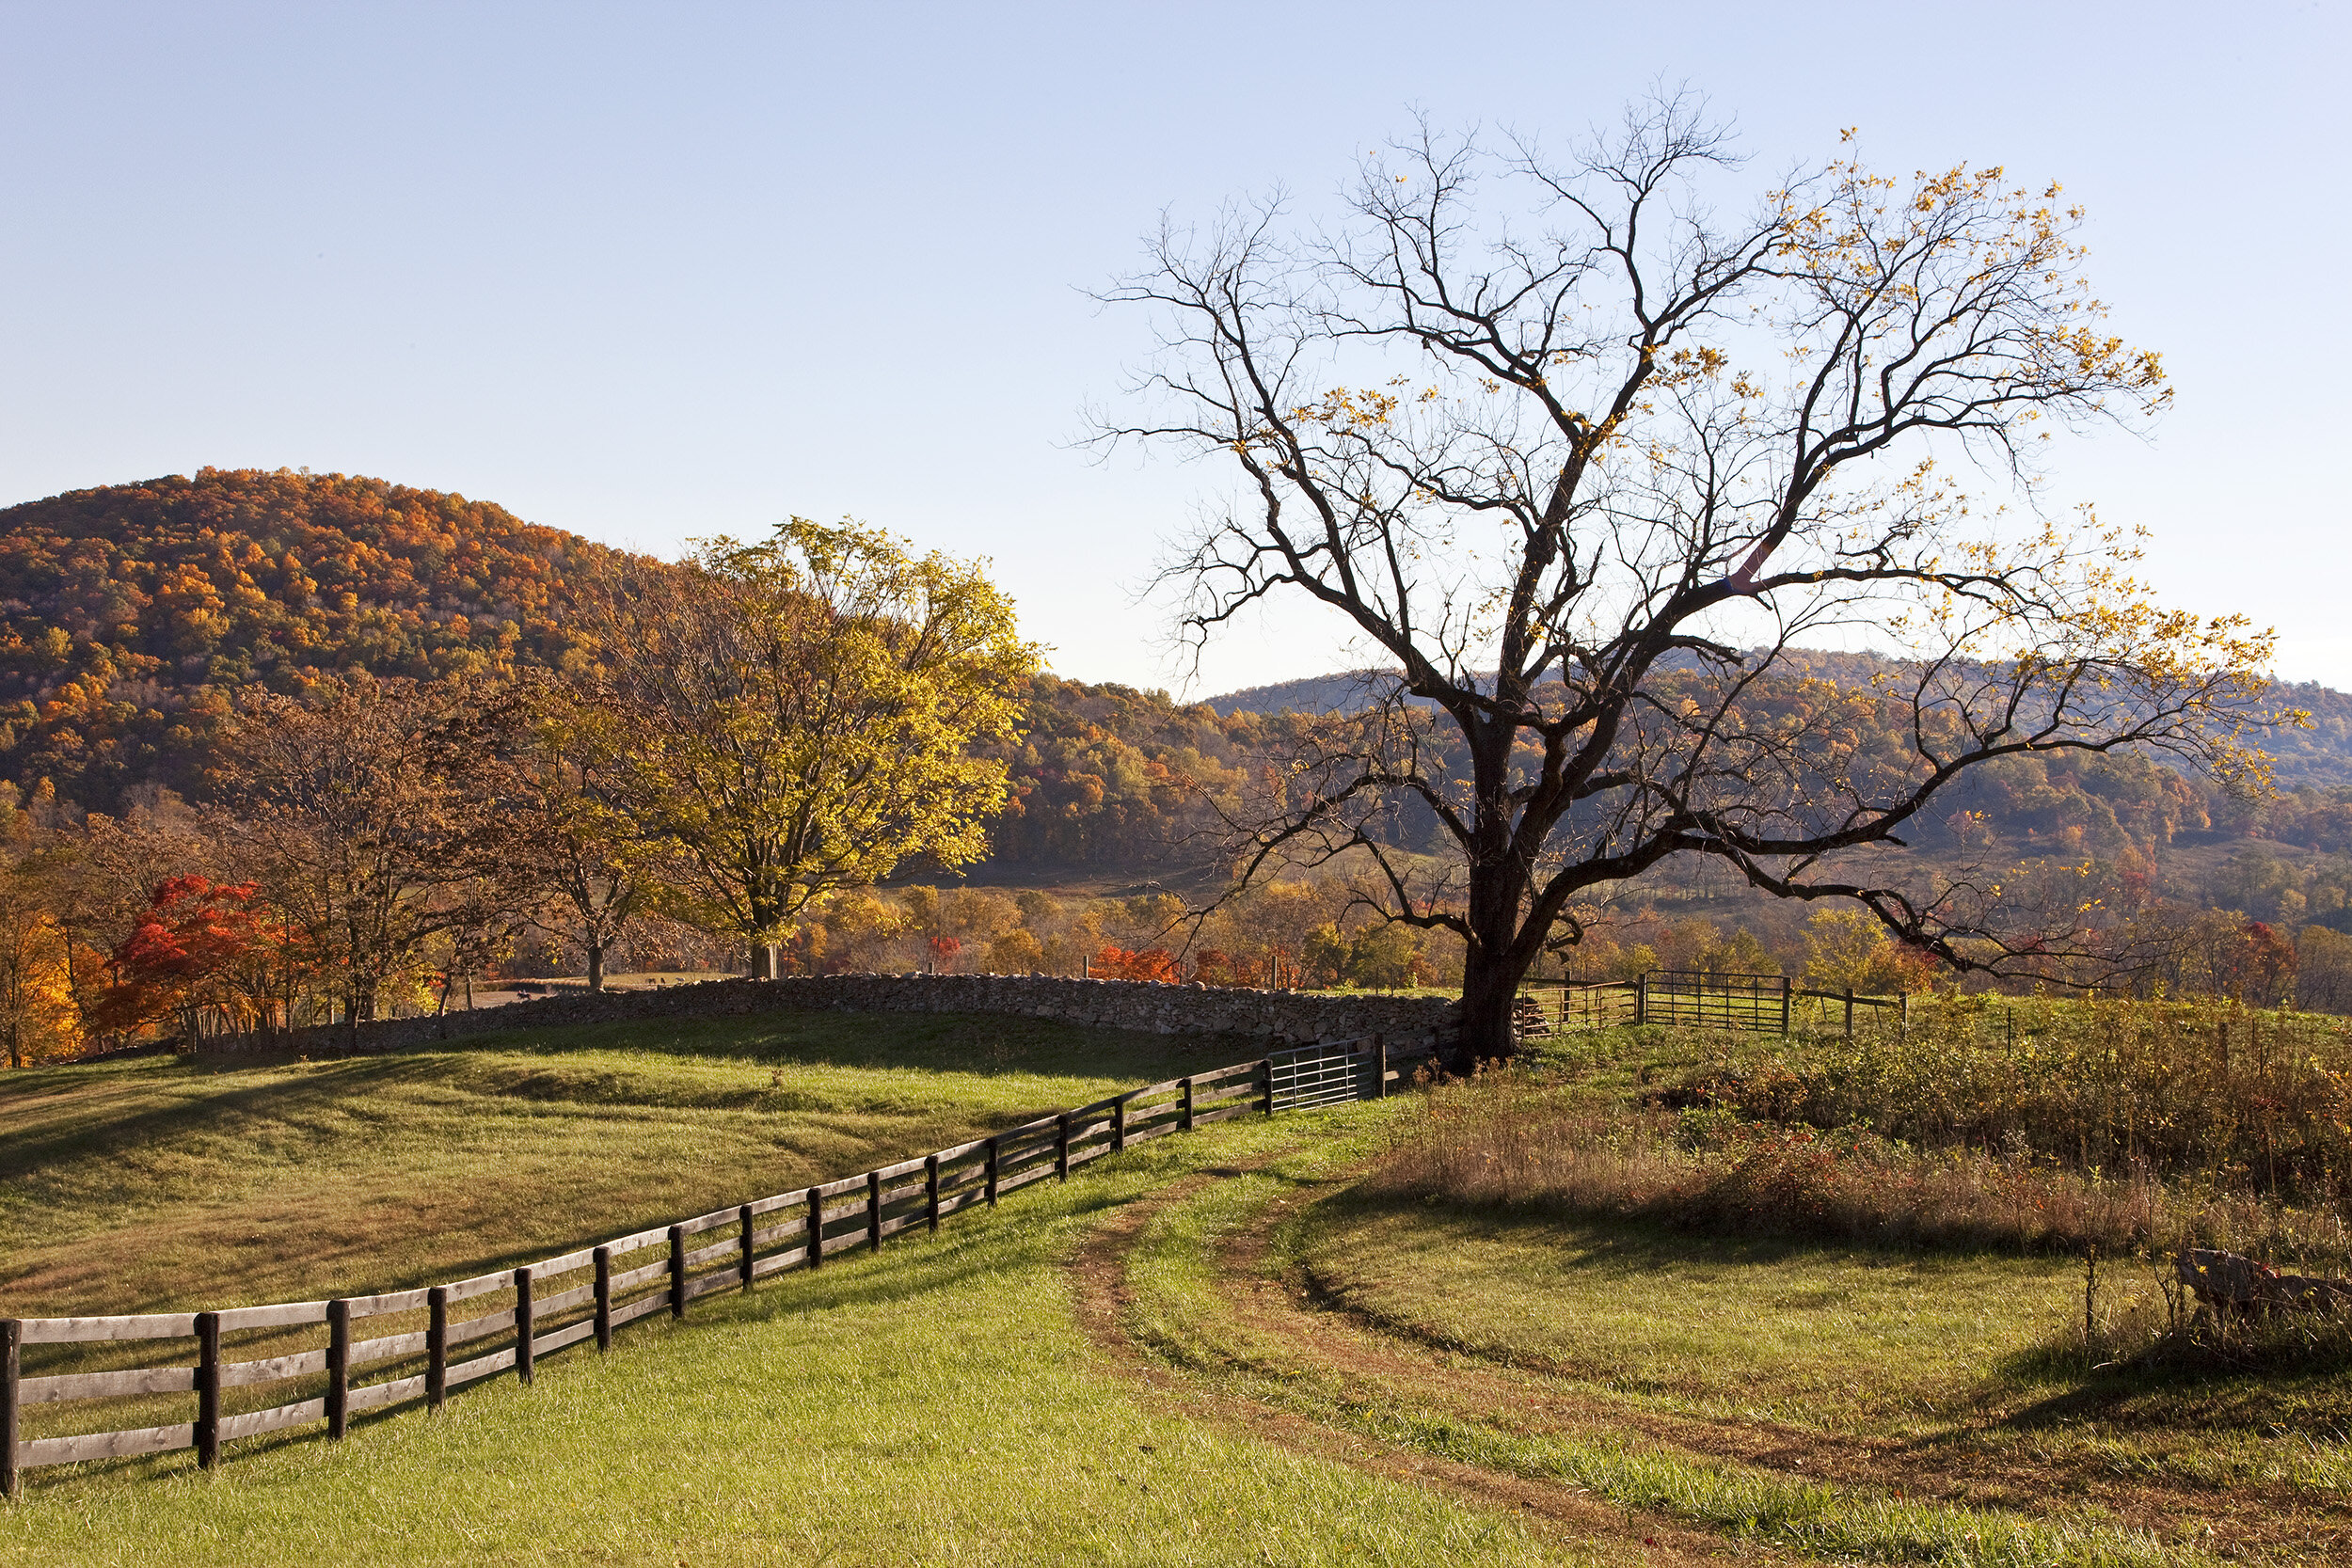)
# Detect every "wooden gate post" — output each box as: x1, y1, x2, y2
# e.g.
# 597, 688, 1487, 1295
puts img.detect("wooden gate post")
1259, 1058, 1275, 1117
427, 1287, 449, 1410
1779, 977, 1791, 1035
2, 1318, 21, 1501
593, 1248, 612, 1351
667, 1226, 687, 1318
1635, 972, 1649, 1025
1375, 1036, 1390, 1100
194, 1311, 221, 1470
514, 1268, 534, 1386
326, 1298, 351, 1438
